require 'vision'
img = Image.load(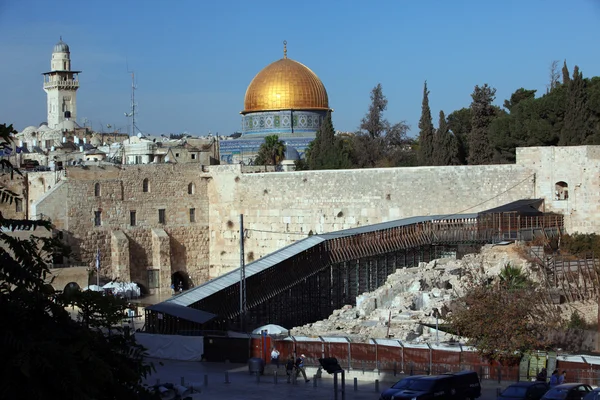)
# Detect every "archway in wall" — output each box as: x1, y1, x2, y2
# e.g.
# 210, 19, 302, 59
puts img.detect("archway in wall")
555, 181, 569, 200
172, 271, 191, 291
133, 282, 149, 296
63, 281, 80, 296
